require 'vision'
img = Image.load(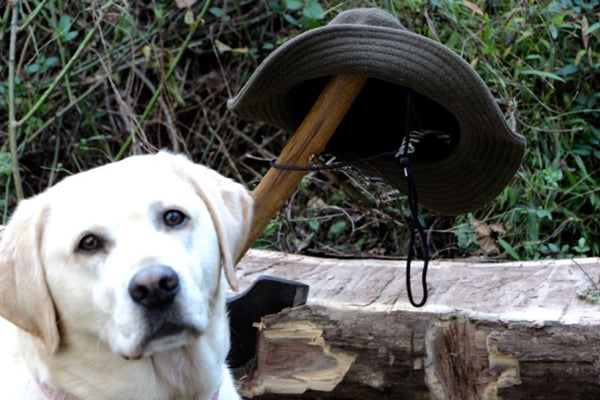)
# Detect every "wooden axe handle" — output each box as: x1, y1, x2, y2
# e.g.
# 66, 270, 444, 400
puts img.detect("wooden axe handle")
240, 75, 368, 258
